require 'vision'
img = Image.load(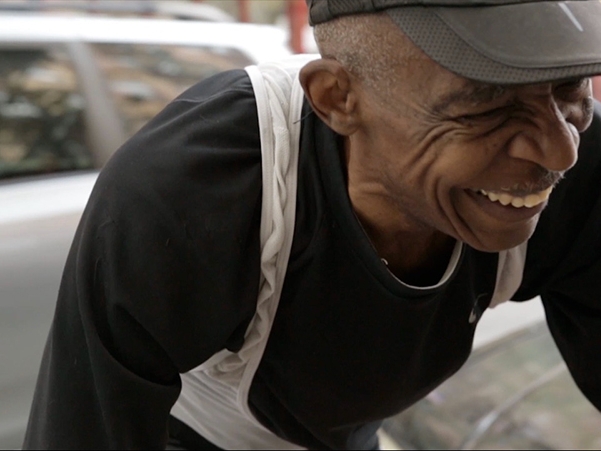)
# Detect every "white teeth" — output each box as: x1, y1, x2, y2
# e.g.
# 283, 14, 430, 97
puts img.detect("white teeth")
488, 192, 499, 202
511, 197, 524, 208
477, 186, 553, 208
498, 193, 512, 206
524, 194, 541, 208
